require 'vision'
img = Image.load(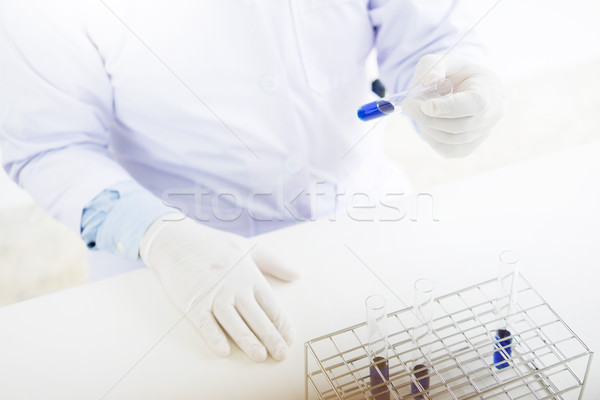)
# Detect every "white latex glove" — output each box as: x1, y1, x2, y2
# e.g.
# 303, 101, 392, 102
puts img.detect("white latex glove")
139, 214, 299, 362
402, 54, 504, 158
